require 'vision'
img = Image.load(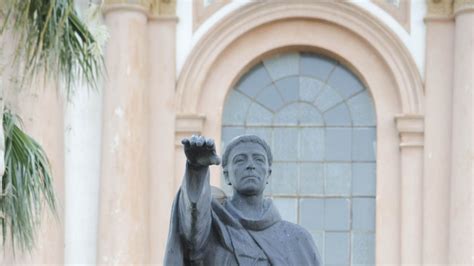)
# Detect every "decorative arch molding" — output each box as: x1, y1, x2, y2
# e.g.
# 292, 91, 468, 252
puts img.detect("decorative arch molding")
176, 1, 424, 115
